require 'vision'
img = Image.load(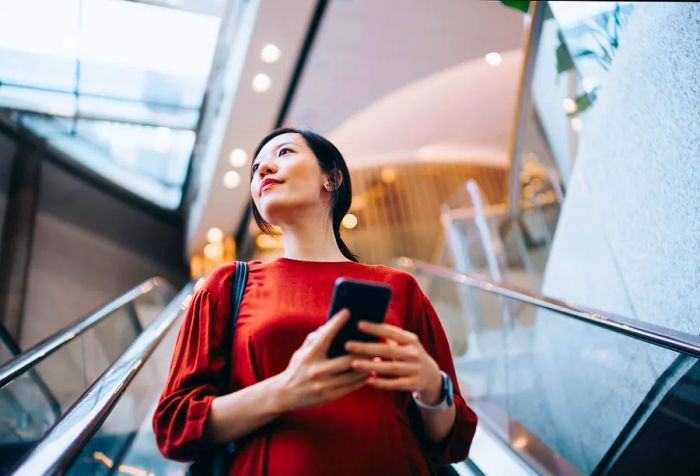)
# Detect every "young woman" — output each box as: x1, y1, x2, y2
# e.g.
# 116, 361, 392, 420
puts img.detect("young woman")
153, 128, 478, 475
